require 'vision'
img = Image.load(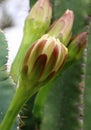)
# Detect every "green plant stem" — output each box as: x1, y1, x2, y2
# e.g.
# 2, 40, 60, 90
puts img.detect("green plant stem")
0, 82, 35, 130
10, 35, 34, 83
